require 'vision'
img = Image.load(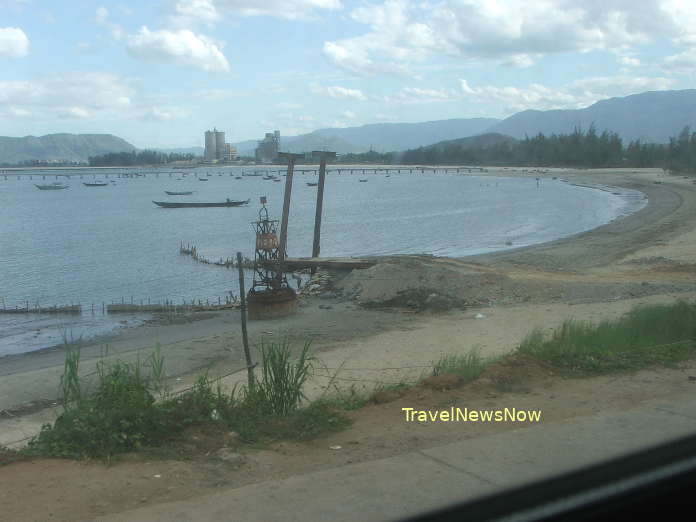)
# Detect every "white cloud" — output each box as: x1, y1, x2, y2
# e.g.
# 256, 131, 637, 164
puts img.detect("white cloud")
0, 73, 134, 120
0, 27, 29, 58
165, 0, 341, 24
126, 27, 230, 72
323, 0, 682, 75
457, 76, 677, 113
663, 47, 696, 73
341, 110, 356, 119
95, 6, 124, 40
310, 83, 367, 100
167, 0, 220, 27
619, 55, 641, 67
